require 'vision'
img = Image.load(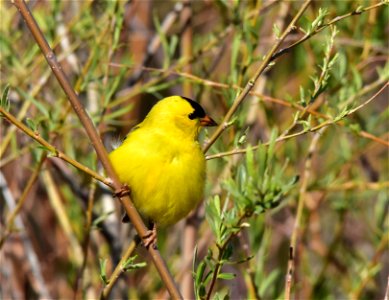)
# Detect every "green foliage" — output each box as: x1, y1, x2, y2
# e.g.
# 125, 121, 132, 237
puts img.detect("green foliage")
0, 85, 10, 111
121, 255, 147, 272
99, 258, 109, 284
1, 1, 387, 299
224, 131, 298, 216
198, 130, 299, 298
